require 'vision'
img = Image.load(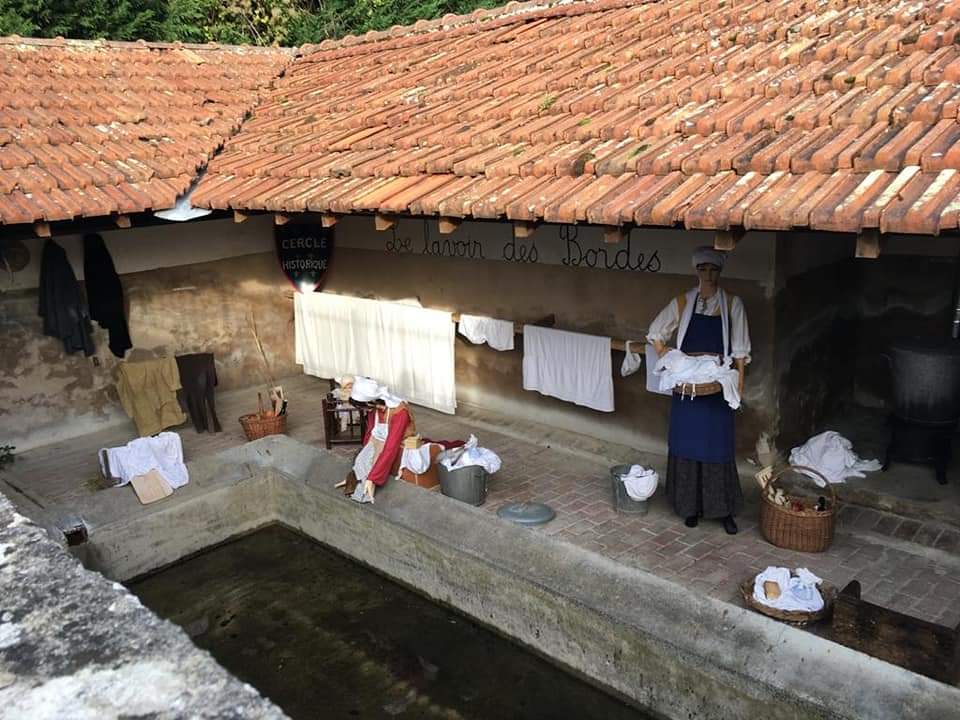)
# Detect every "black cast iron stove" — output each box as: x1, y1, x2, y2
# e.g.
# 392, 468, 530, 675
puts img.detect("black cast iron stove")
884, 339, 960, 485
